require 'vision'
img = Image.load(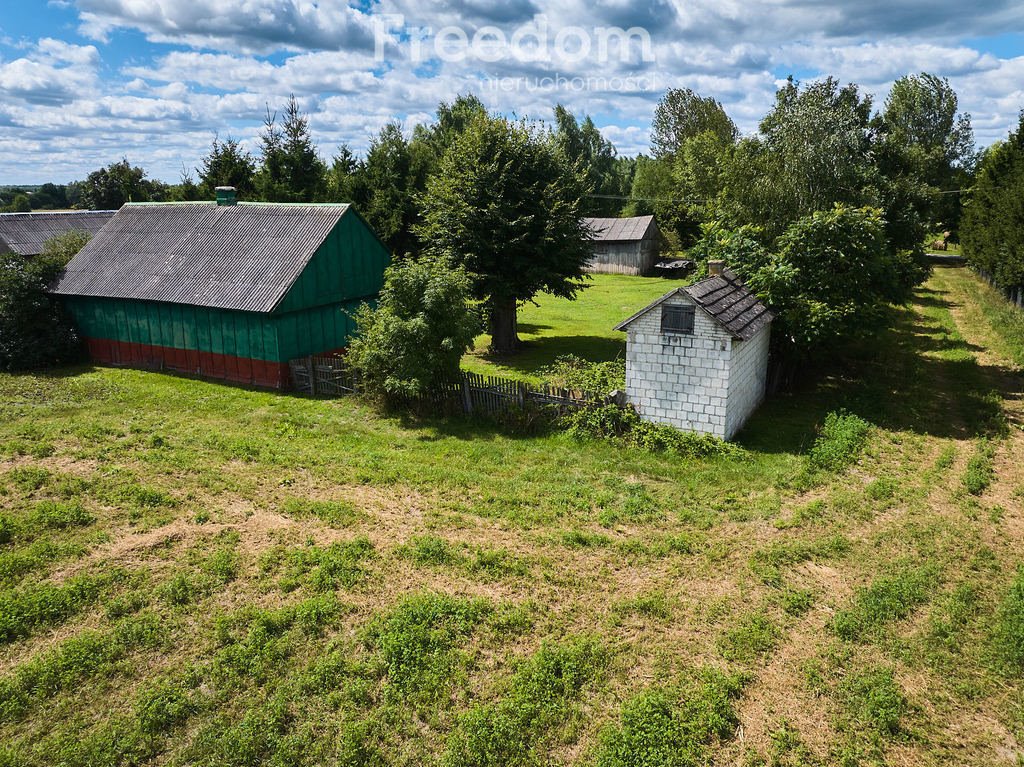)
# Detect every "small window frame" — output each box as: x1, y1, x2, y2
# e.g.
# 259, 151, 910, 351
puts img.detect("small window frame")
661, 304, 695, 334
